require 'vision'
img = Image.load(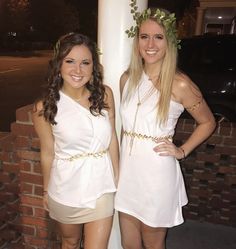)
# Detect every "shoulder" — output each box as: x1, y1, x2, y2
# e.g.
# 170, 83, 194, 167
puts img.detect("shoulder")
32, 100, 46, 124
172, 72, 202, 104
104, 85, 114, 98
120, 71, 129, 84
173, 72, 195, 91
120, 71, 129, 95
32, 100, 53, 137
104, 85, 115, 105
32, 100, 44, 116
103, 85, 115, 116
